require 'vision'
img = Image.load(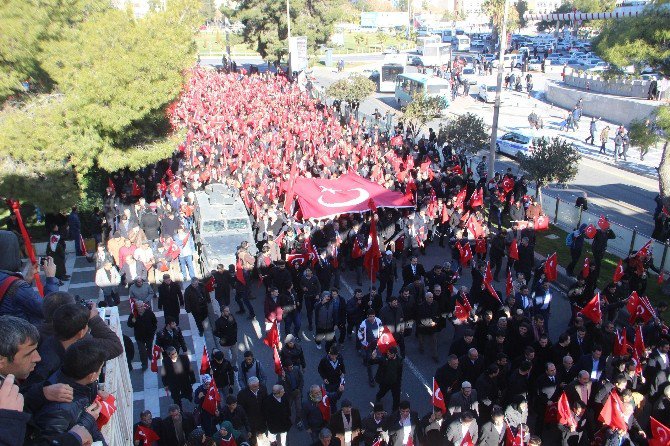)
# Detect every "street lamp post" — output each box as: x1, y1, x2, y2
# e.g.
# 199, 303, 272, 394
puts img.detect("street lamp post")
488, 0, 510, 179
